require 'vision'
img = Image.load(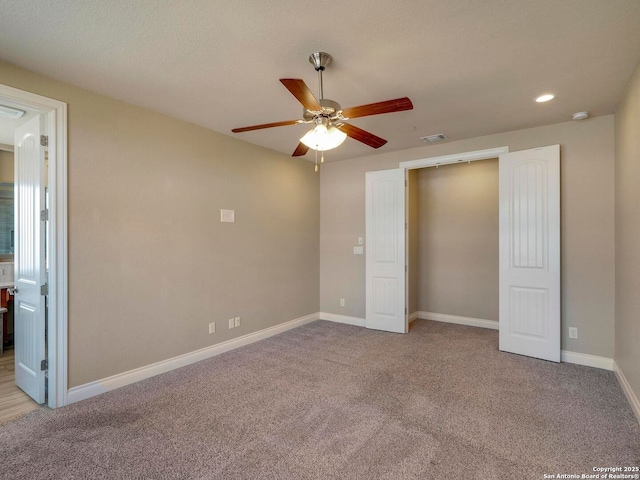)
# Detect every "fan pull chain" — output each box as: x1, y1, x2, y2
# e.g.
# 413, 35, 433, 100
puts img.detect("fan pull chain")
315, 148, 318, 172
321, 147, 325, 164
